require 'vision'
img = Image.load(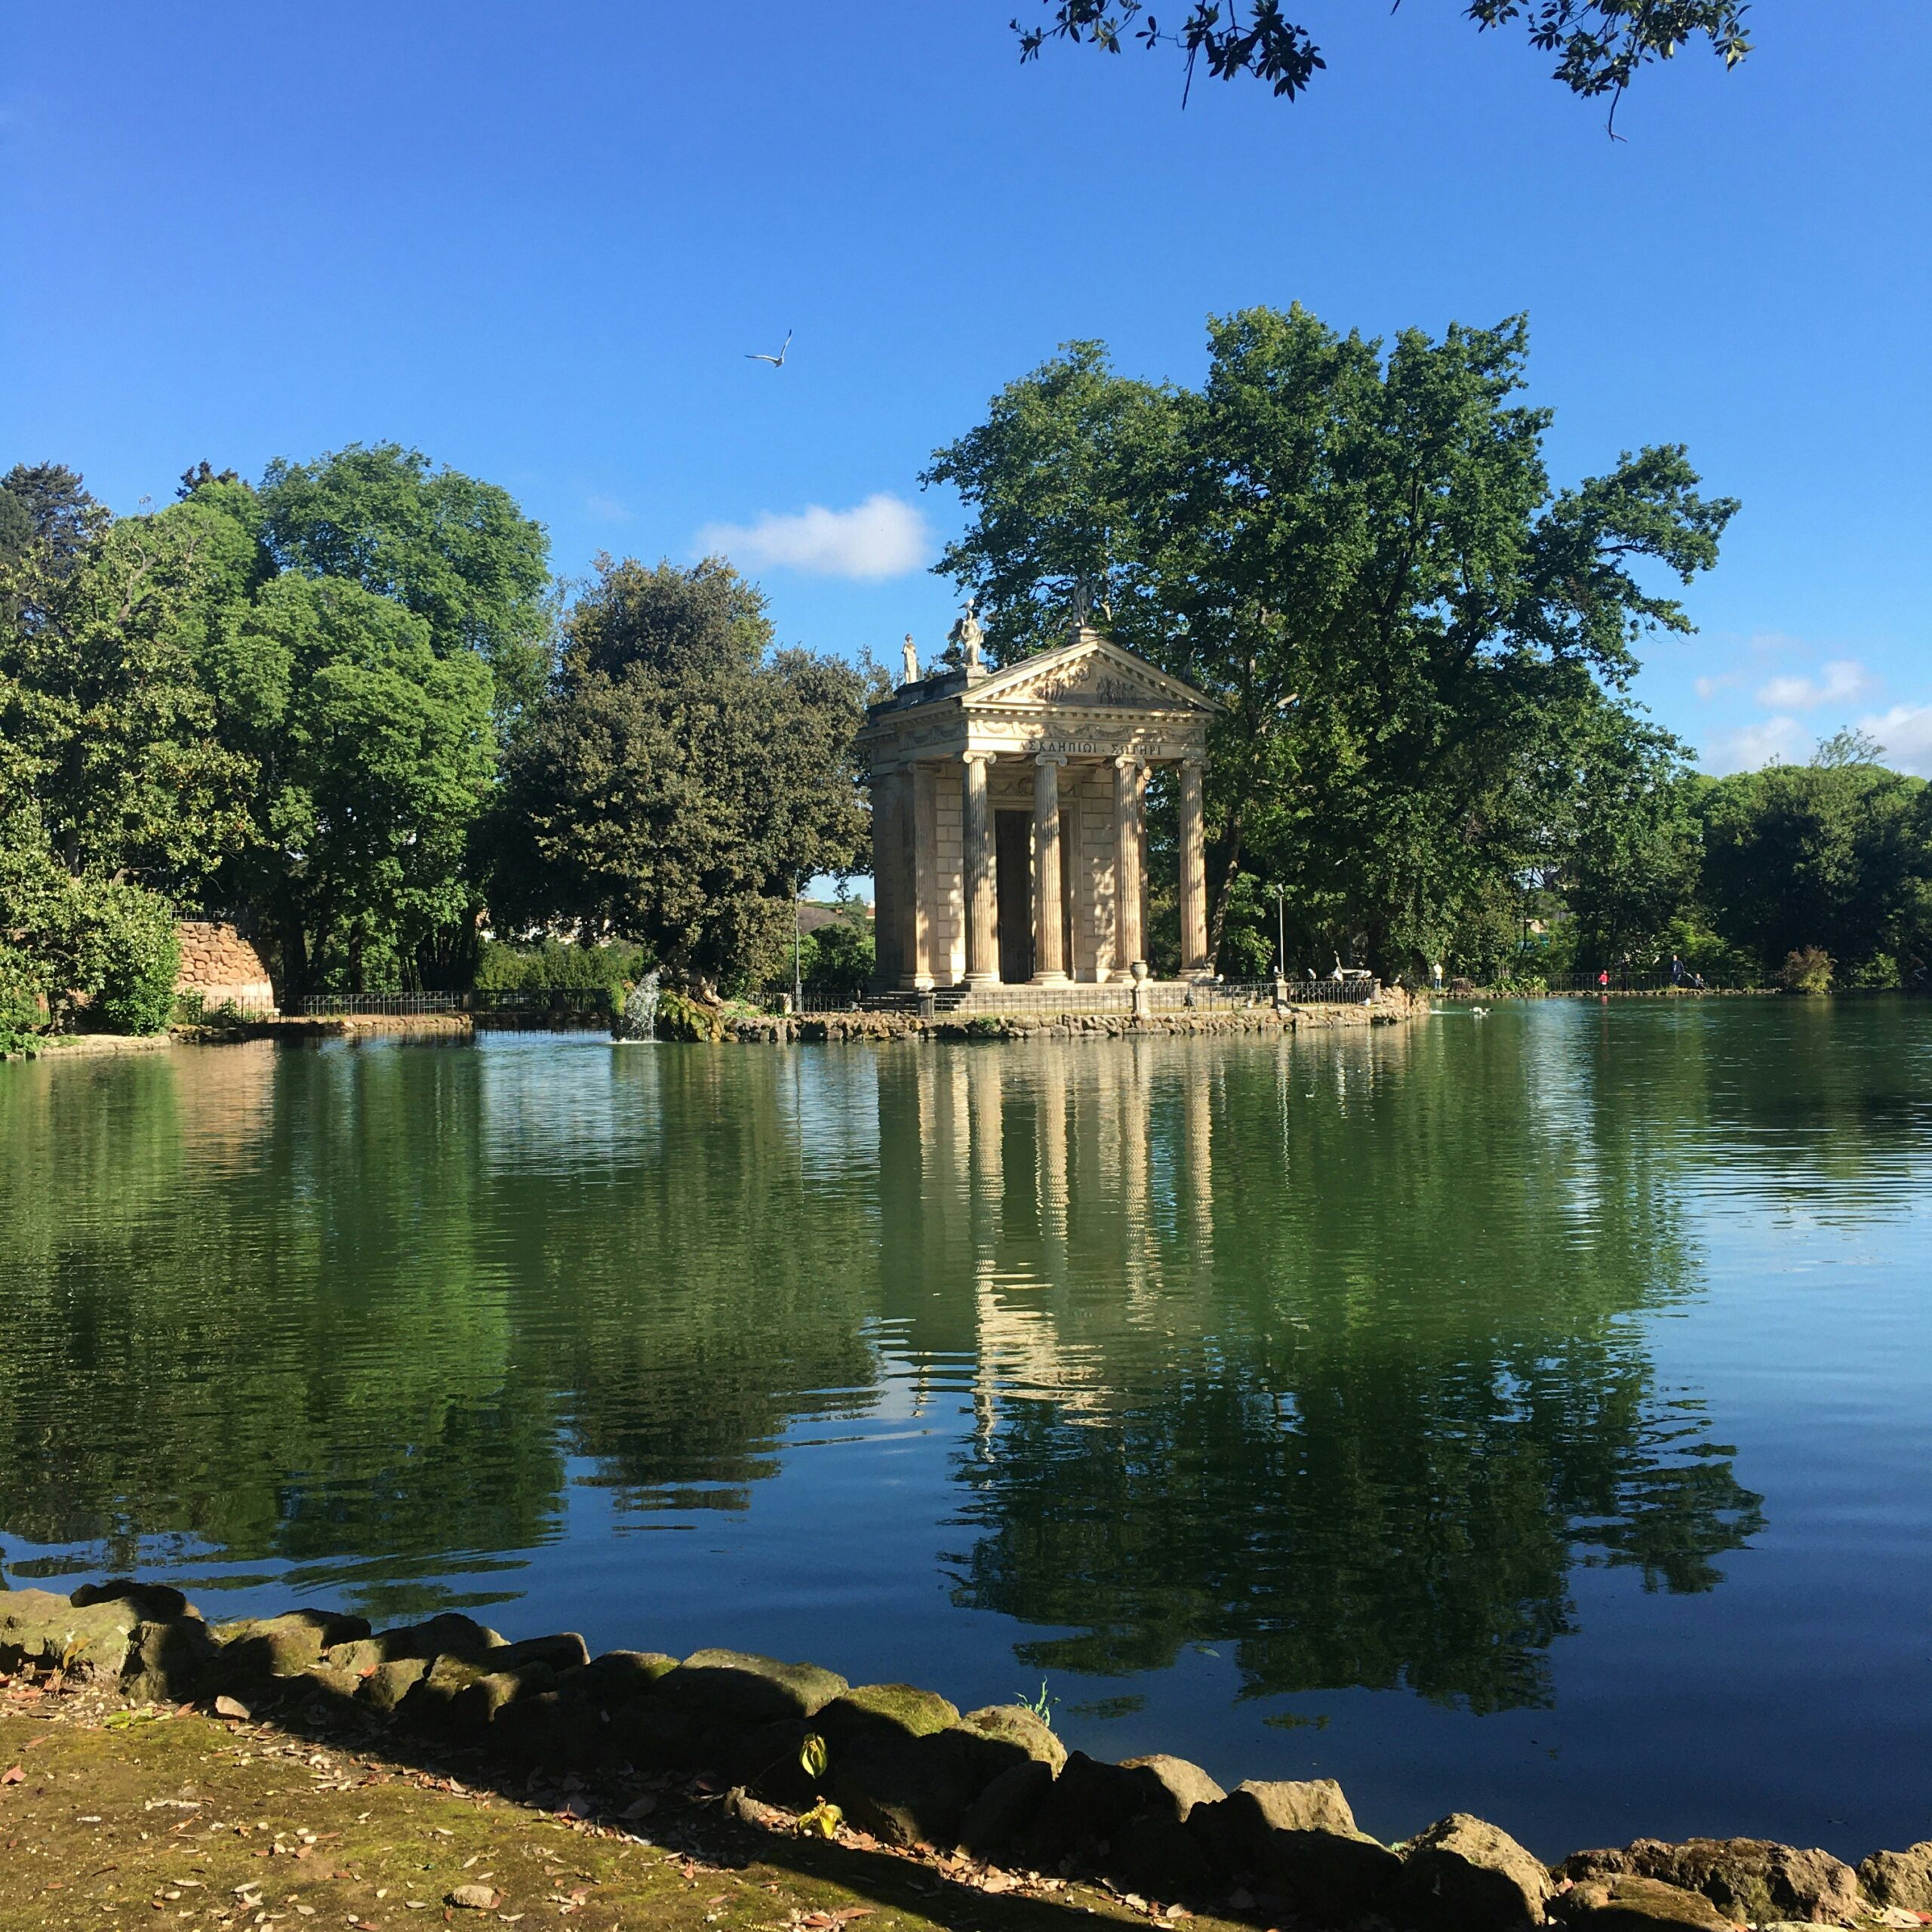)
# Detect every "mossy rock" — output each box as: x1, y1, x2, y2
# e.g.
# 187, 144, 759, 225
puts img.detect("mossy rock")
73, 1580, 192, 1622
0, 1589, 141, 1682
957, 1704, 1066, 1774
212, 1610, 371, 1683
357, 1656, 429, 1714
657, 1649, 848, 1724
377, 1613, 506, 1661
657, 990, 729, 1043
583, 1649, 678, 1697
816, 1684, 959, 1750
294, 1662, 365, 1704
122, 1617, 220, 1703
